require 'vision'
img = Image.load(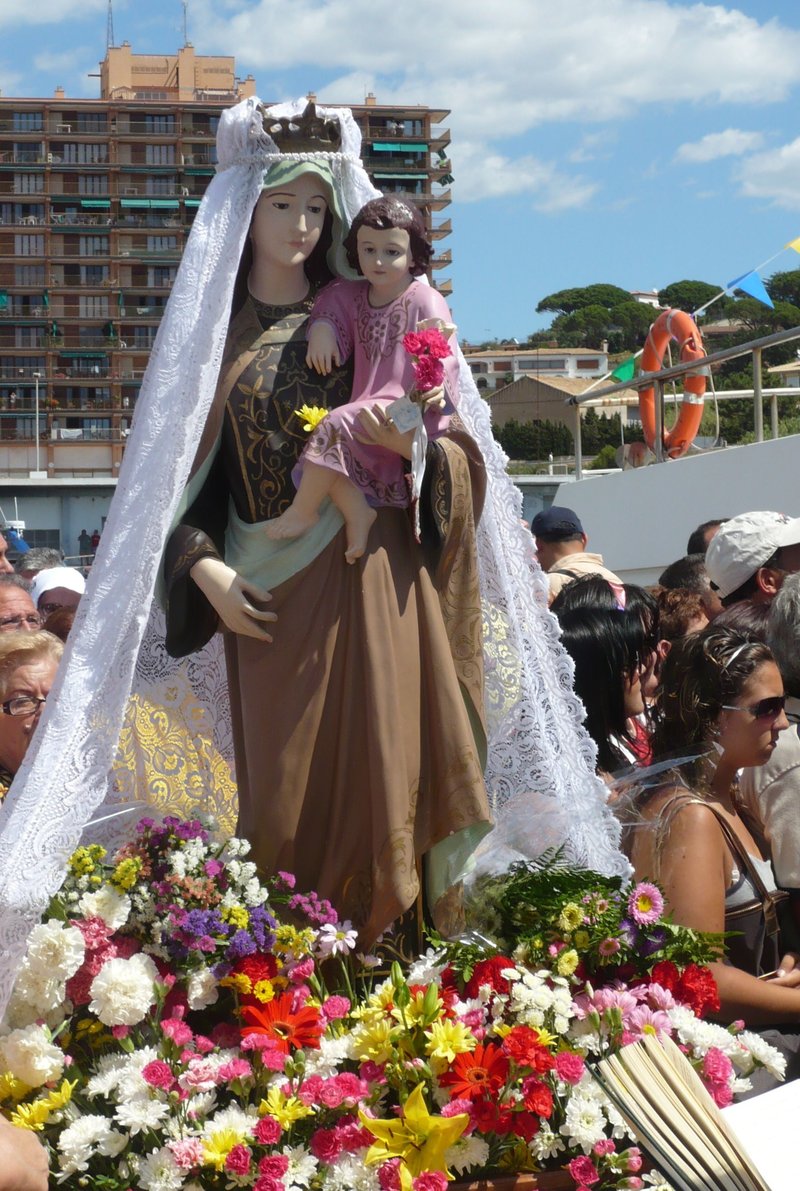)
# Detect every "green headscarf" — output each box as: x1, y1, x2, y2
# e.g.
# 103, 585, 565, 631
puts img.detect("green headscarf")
261, 158, 355, 280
